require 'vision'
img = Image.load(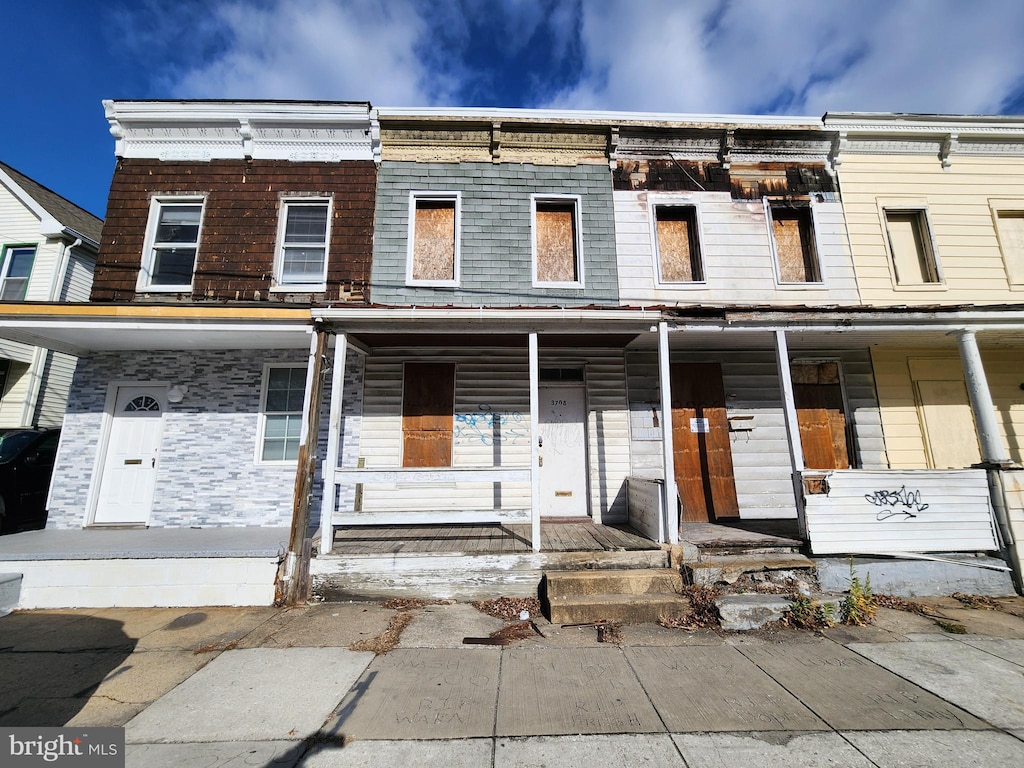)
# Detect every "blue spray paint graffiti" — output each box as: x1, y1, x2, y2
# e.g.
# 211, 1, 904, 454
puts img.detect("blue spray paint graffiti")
454, 404, 527, 446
